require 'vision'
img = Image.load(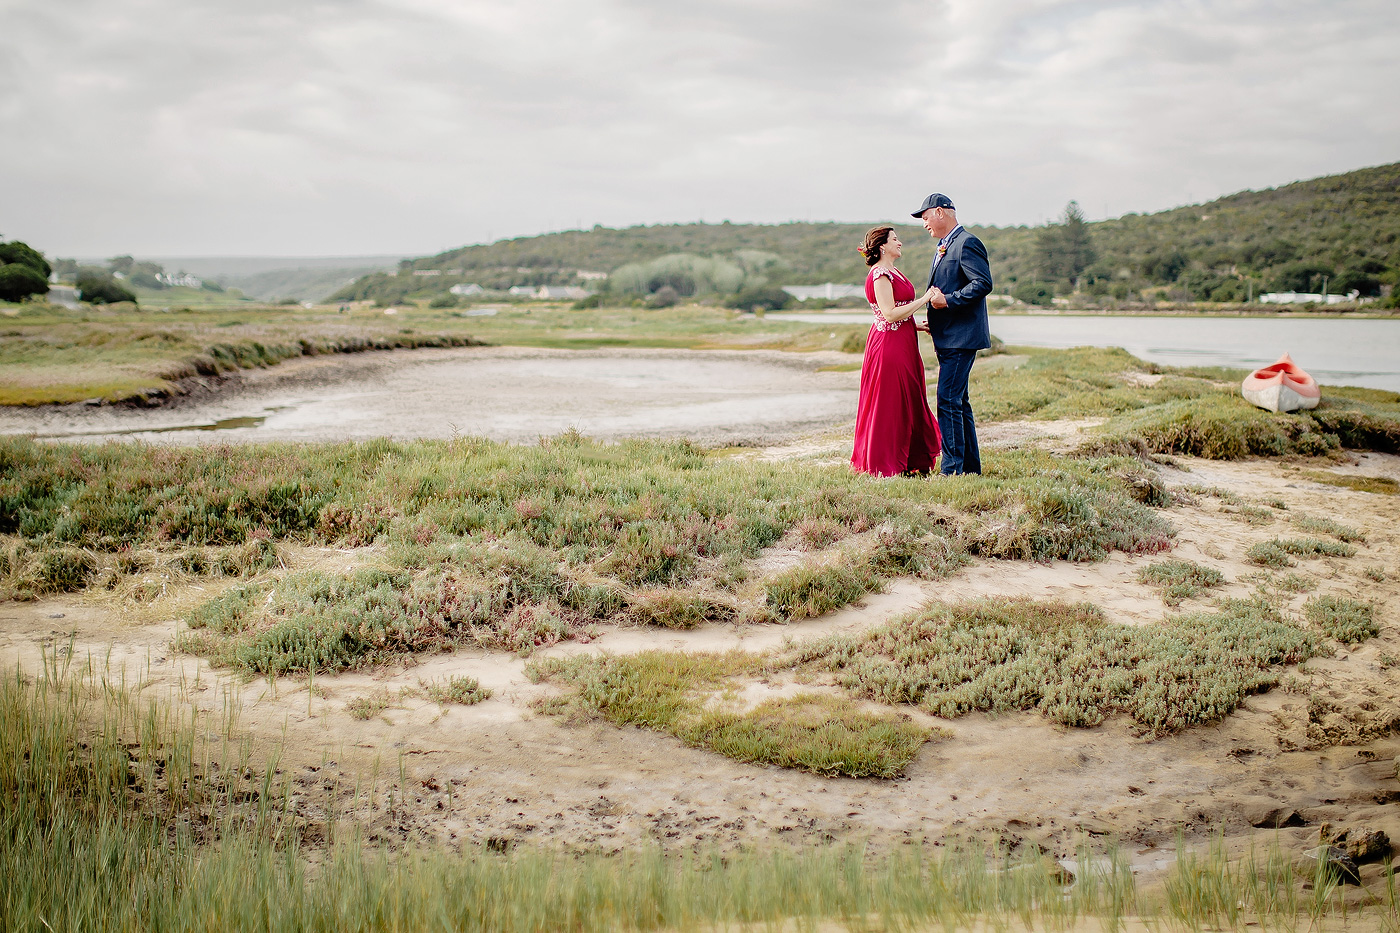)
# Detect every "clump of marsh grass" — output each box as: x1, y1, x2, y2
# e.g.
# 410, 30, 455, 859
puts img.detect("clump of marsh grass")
764, 550, 884, 621
625, 589, 739, 629
1222, 503, 1276, 525
0, 543, 98, 598
530, 651, 931, 778
422, 675, 490, 706
1245, 541, 1294, 568
1135, 558, 1225, 605
1290, 513, 1365, 543
1304, 595, 1378, 645
792, 596, 1318, 735
345, 690, 394, 721
1275, 537, 1358, 558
